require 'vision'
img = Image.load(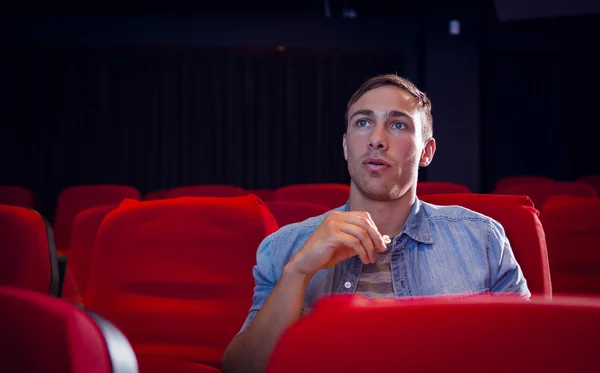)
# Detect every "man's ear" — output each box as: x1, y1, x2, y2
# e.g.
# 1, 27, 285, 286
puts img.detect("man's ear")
343, 133, 348, 161
419, 138, 436, 167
